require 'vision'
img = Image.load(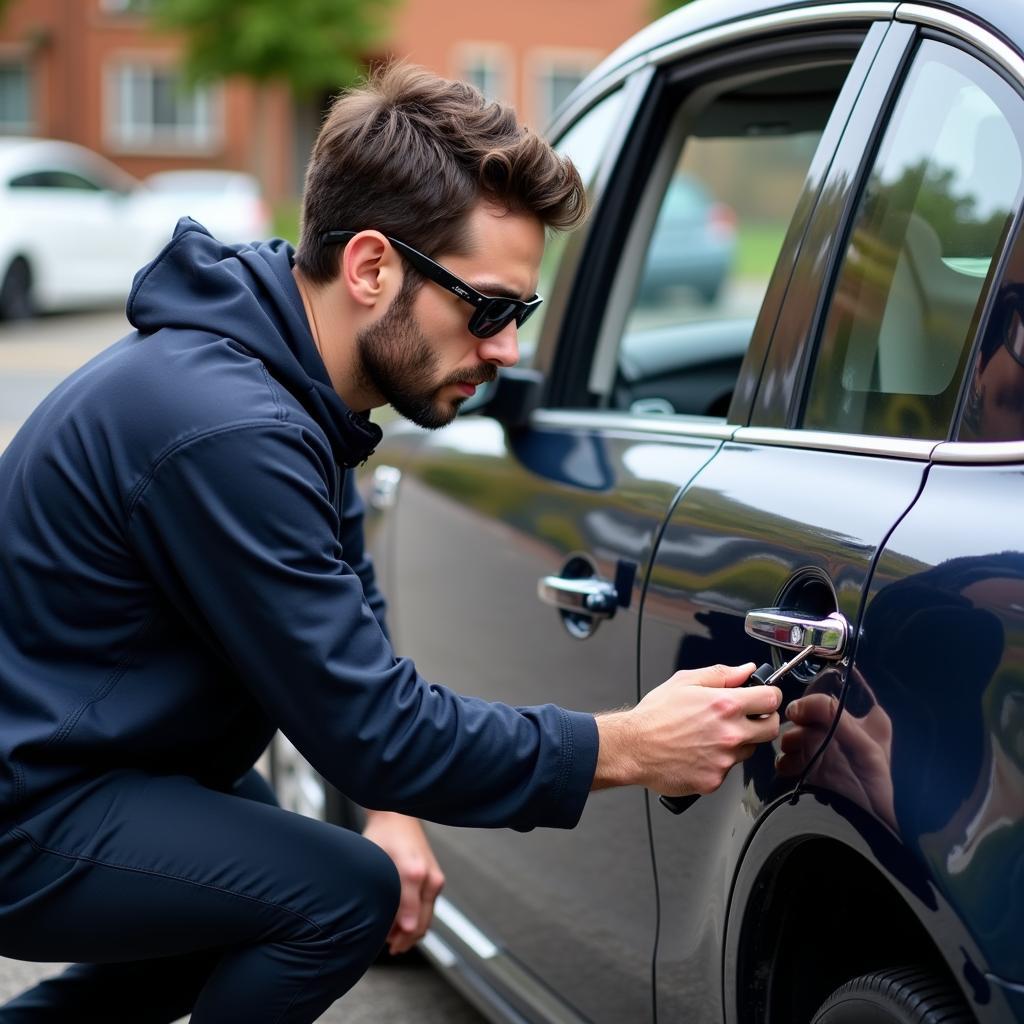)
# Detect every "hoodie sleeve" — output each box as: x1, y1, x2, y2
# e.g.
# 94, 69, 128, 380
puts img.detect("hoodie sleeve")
126, 421, 598, 830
